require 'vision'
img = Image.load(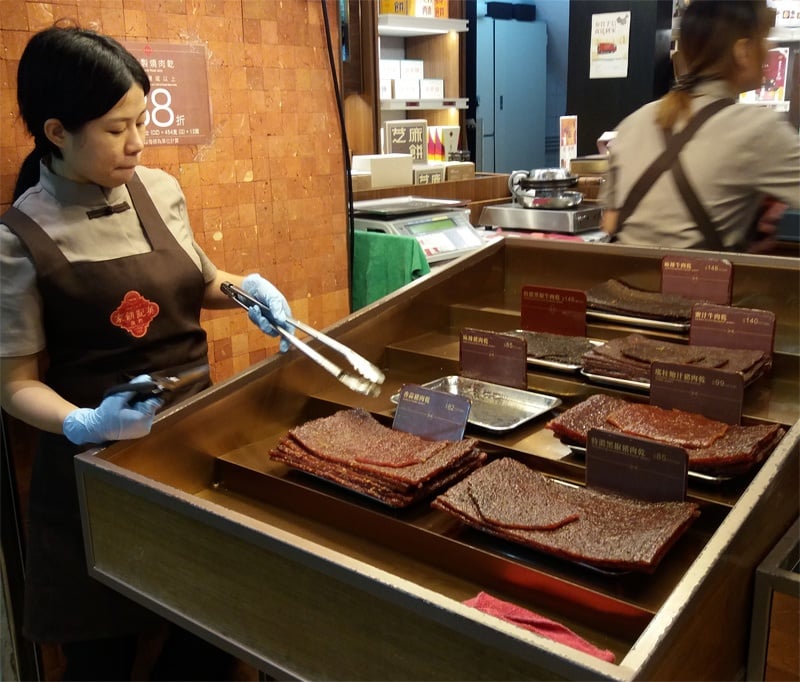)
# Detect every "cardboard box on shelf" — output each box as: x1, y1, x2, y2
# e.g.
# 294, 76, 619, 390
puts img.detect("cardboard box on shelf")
419, 78, 444, 99
351, 154, 413, 188
379, 59, 401, 81
444, 161, 475, 181
411, 0, 449, 17
400, 59, 424, 80
349, 170, 372, 191
379, 79, 393, 100
385, 119, 428, 161
380, 0, 409, 14
393, 79, 420, 99
413, 163, 446, 185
